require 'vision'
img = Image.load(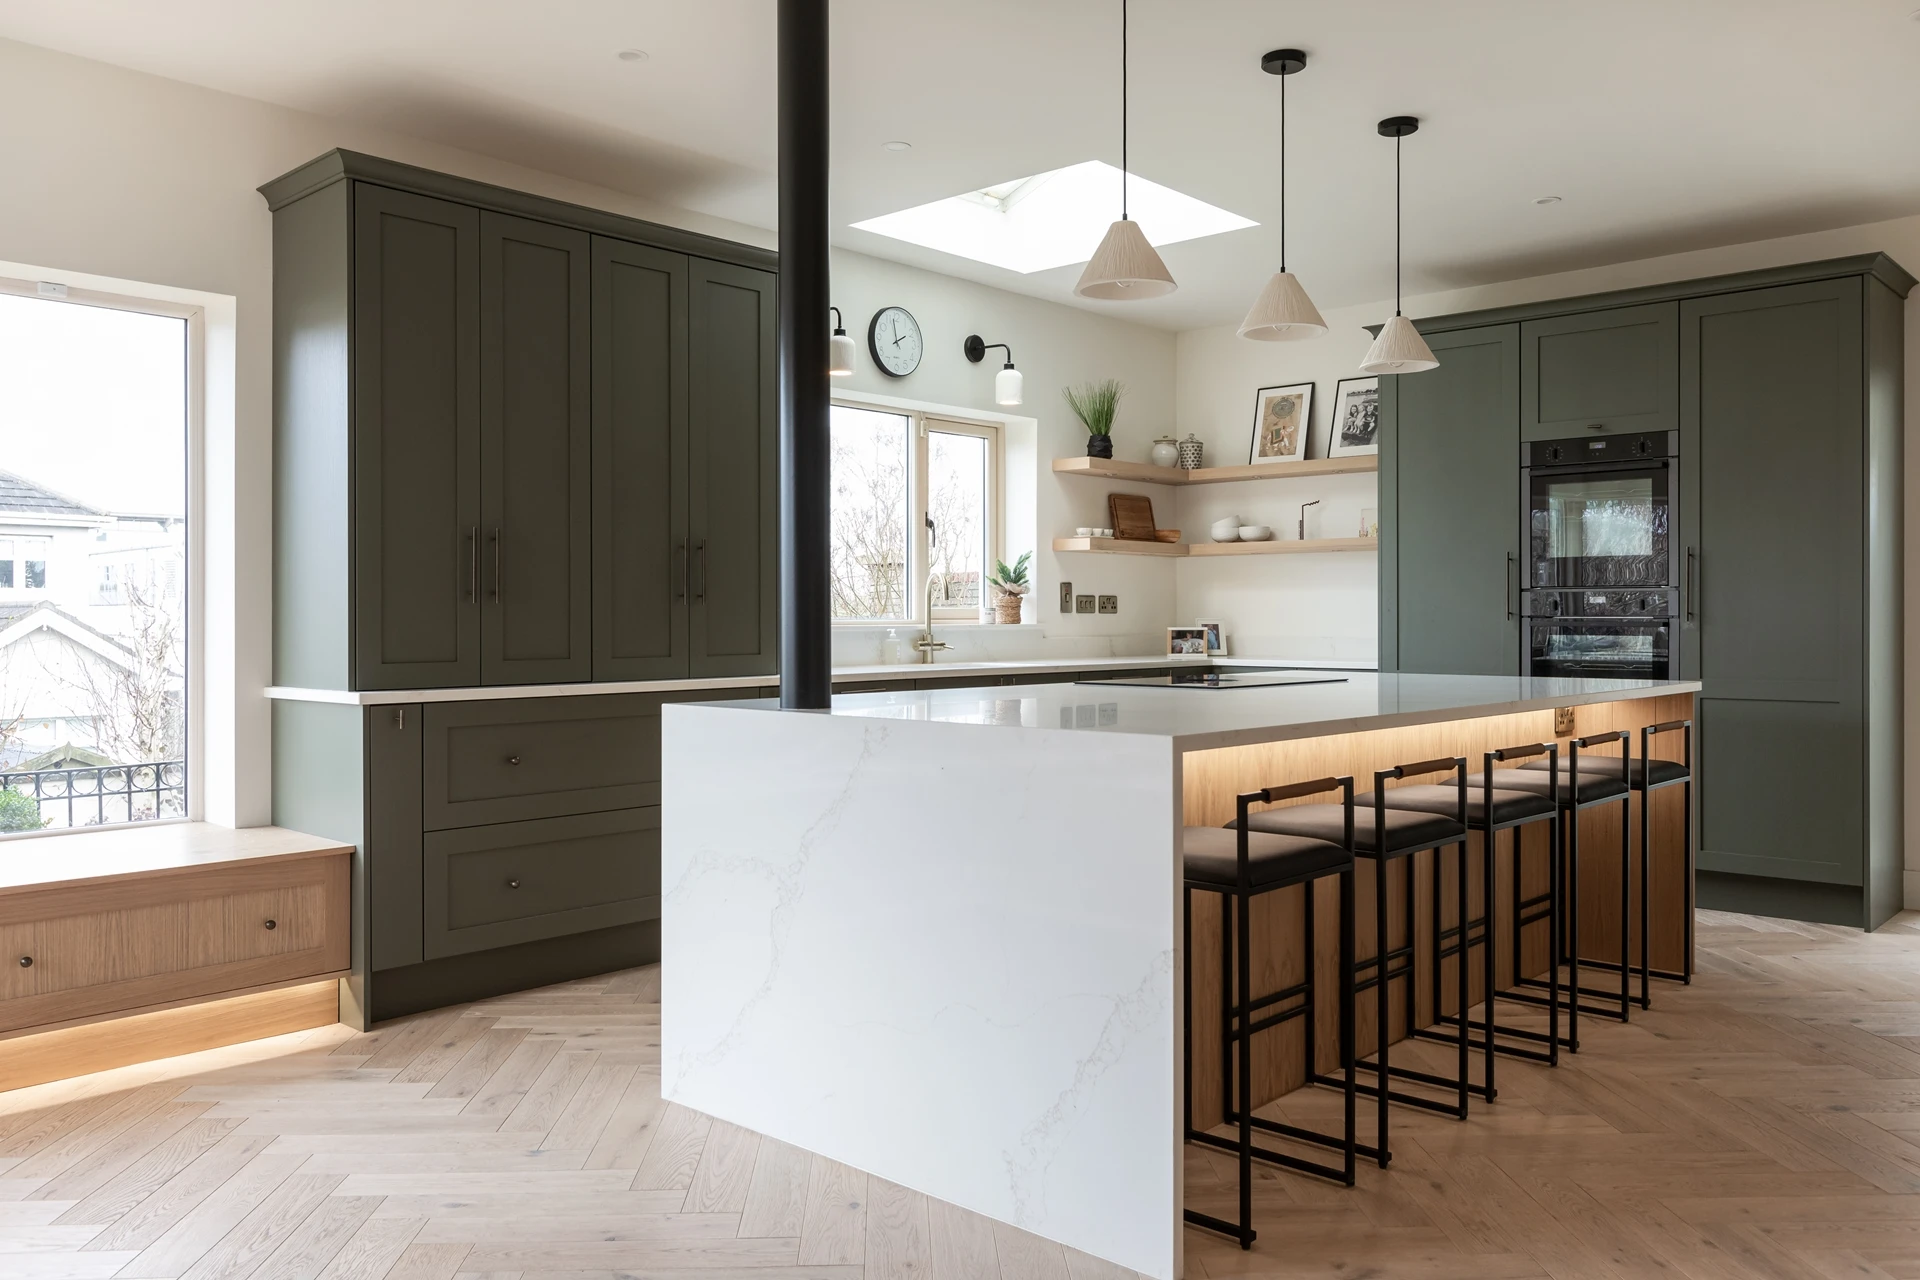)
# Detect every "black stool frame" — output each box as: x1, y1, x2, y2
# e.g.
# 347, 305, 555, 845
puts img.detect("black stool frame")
1310, 756, 1470, 1166
1505, 731, 1632, 1050
1418, 742, 1562, 1085
1183, 777, 1358, 1249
